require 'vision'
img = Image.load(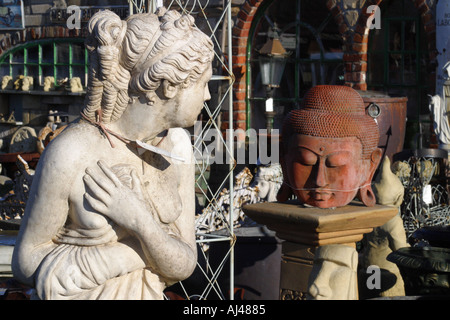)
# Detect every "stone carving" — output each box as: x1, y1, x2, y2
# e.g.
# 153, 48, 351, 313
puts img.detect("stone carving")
1, 75, 13, 90
69, 77, 83, 93
252, 163, 283, 202
307, 244, 358, 300
277, 85, 382, 208
360, 156, 408, 298
13, 75, 34, 91
43, 76, 55, 92
12, 8, 214, 300
373, 156, 405, 207
21, 76, 34, 91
